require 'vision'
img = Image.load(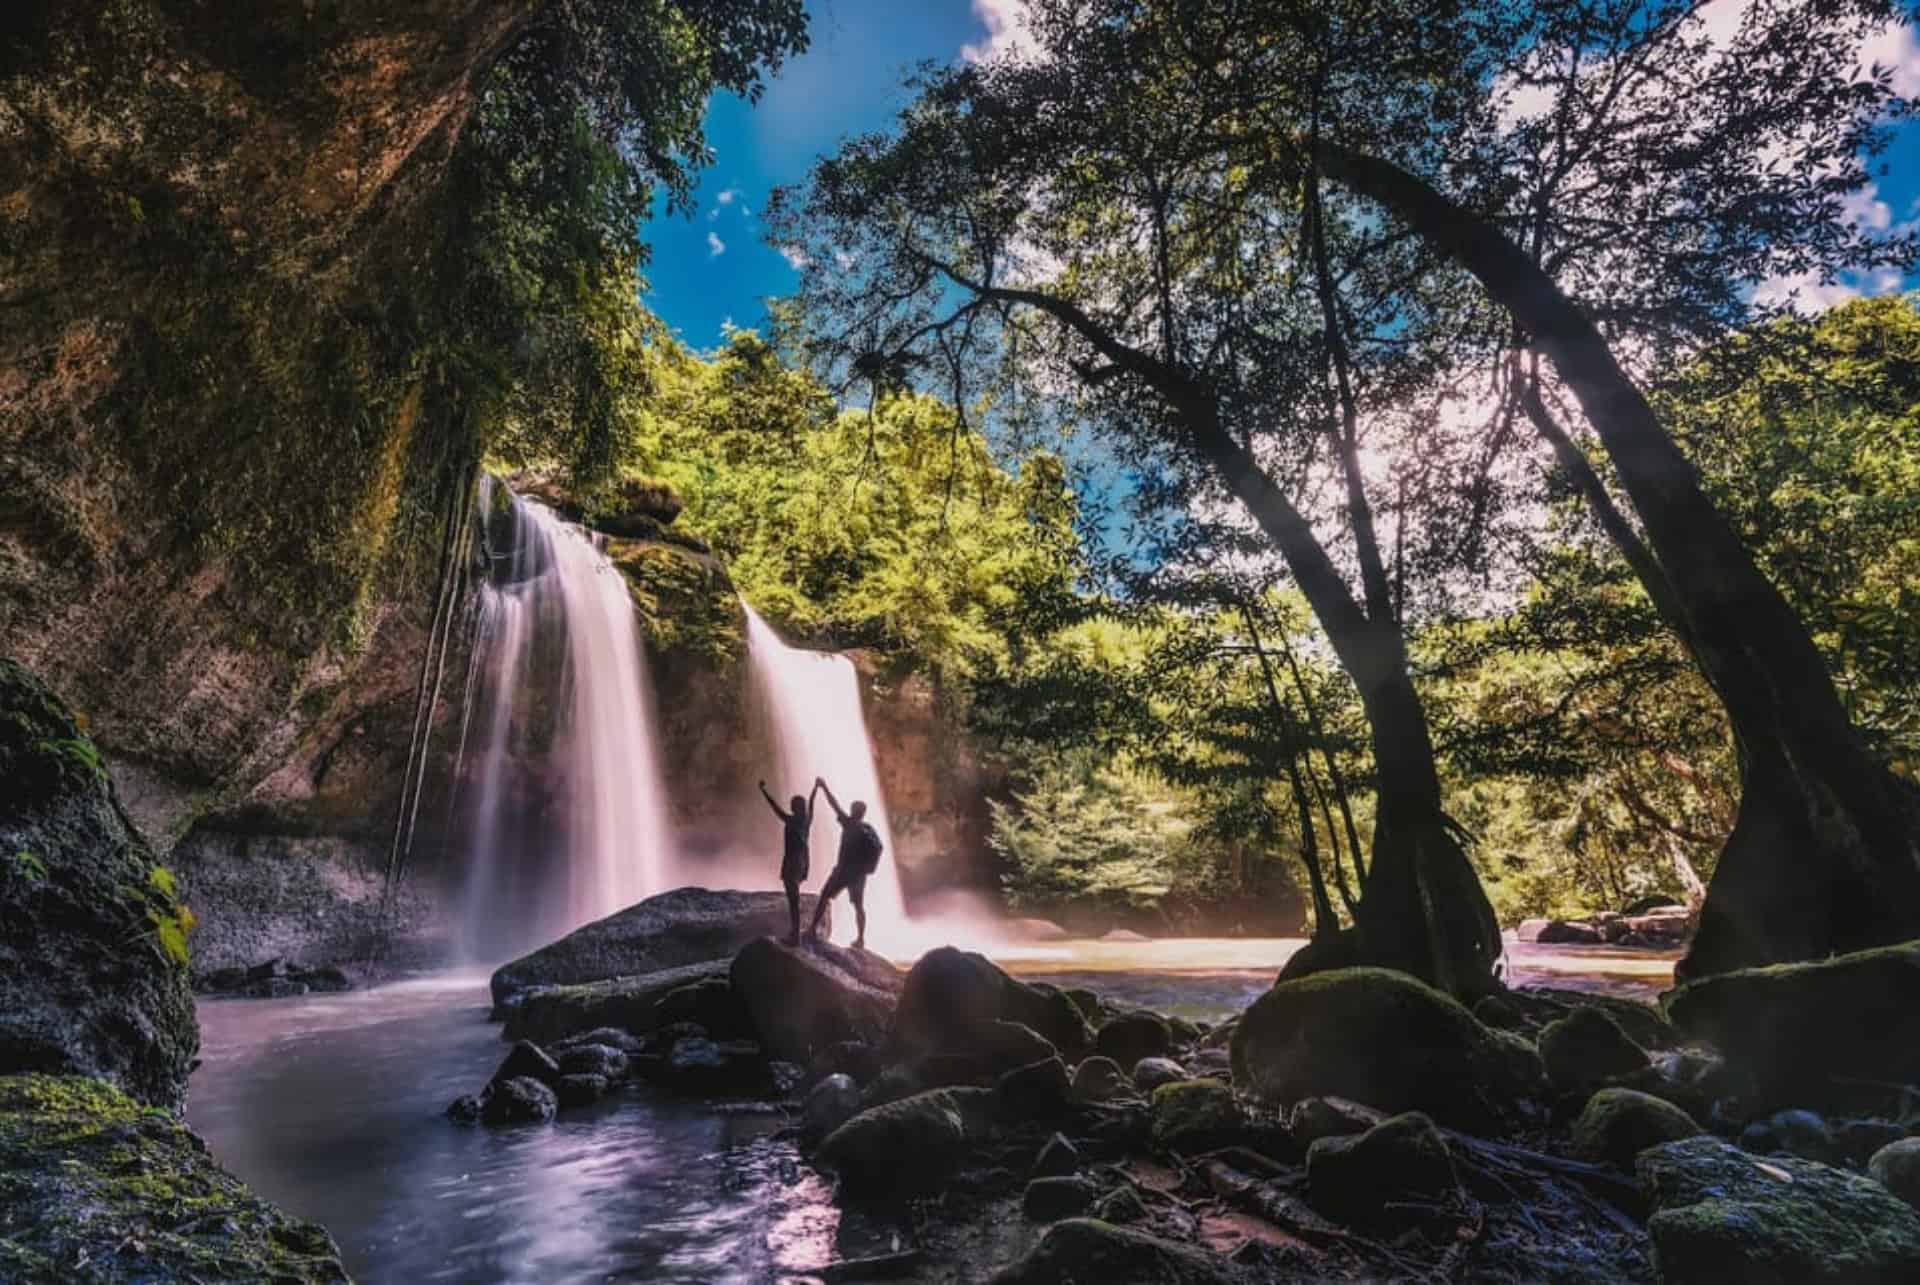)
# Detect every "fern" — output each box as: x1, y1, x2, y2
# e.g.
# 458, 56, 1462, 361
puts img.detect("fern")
10, 850, 46, 882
